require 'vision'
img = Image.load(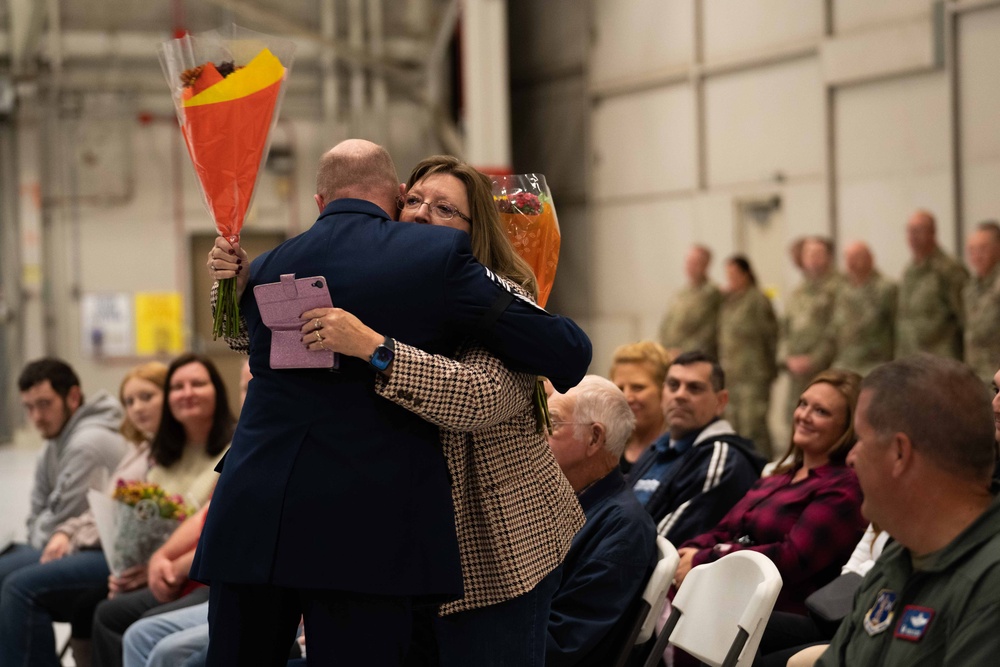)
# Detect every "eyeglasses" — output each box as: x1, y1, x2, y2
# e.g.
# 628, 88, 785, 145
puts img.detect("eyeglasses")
551, 421, 594, 430
396, 194, 473, 224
